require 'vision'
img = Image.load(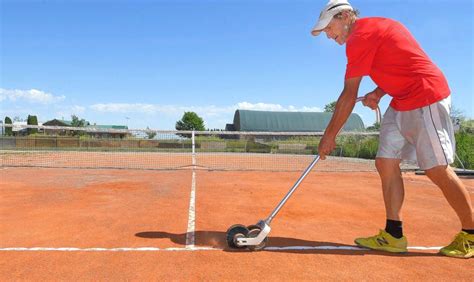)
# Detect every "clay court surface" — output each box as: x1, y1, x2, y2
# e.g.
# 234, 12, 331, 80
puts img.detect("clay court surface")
1, 166, 473, 280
